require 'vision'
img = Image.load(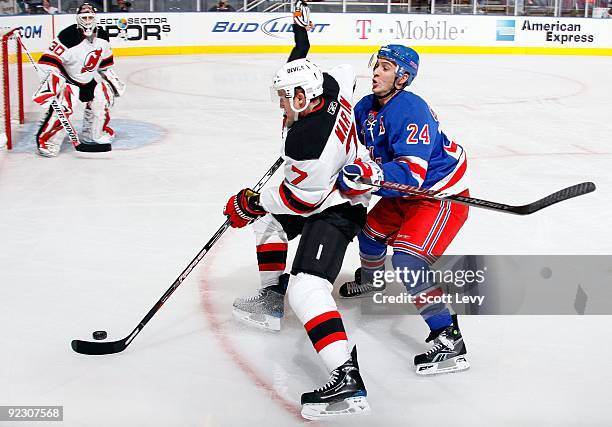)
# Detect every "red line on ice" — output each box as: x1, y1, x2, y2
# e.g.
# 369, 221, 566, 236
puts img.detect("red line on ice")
198, 232, 308, 424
